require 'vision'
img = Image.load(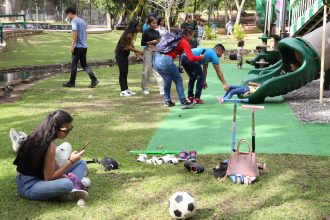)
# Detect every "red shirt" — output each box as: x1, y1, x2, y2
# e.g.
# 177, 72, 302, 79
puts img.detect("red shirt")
166, 38, 203, 62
